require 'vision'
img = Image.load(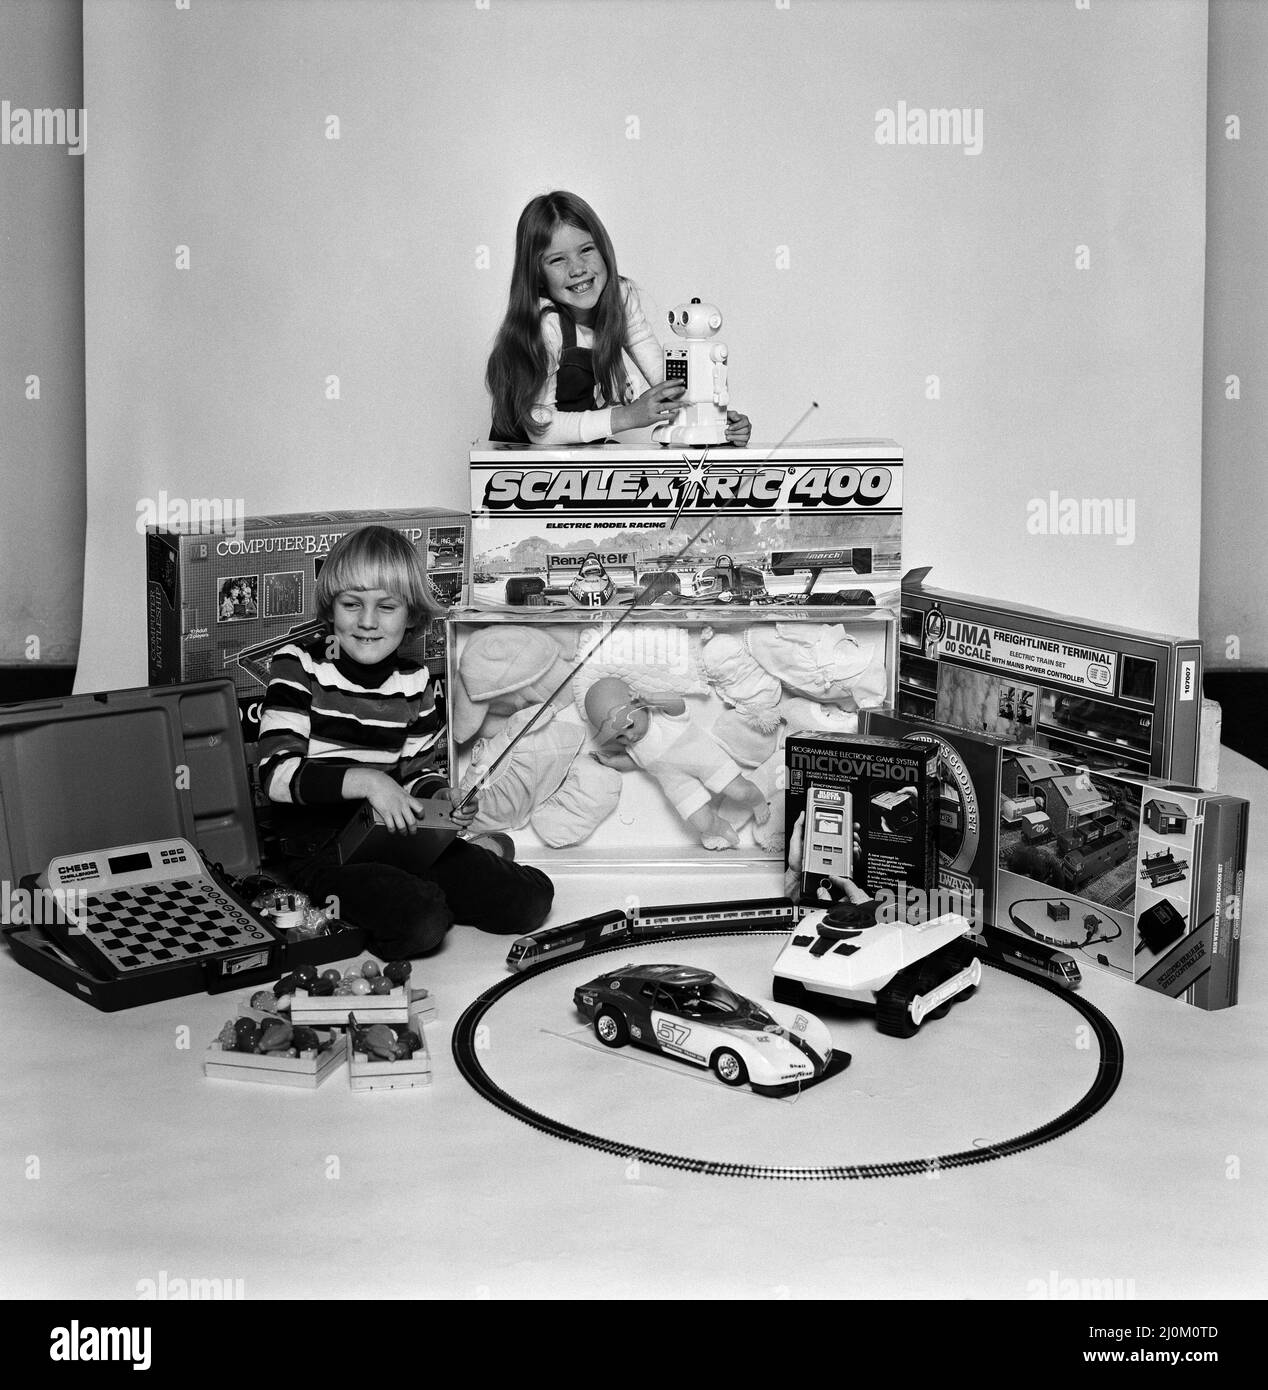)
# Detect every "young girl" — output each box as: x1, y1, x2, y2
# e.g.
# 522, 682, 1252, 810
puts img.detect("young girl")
257, 525, 553, 957
486, 189, 752, 446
